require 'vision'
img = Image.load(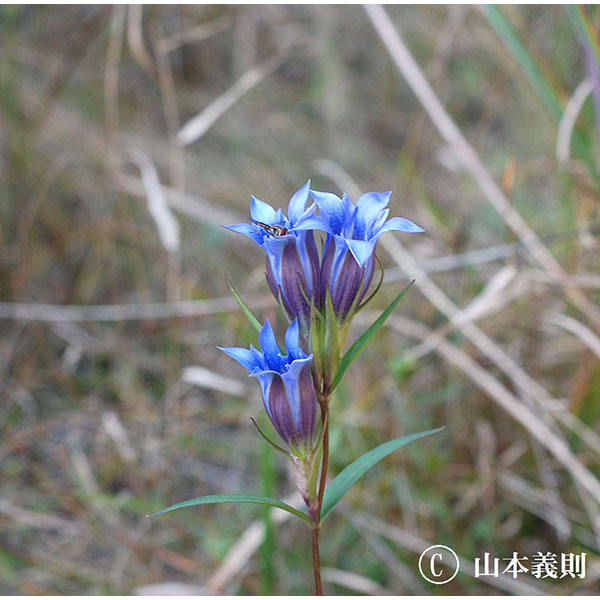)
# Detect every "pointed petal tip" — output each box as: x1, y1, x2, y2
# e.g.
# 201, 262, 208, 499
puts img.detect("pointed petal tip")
259, 318, 282, 360
345, 238, 376, 267
223, 222, 266, 245
250, 195, 278, 224
288, 180, 313, 223
248, 367, 280, 378
379, 216, 425, 235
401, 223, 425, 233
